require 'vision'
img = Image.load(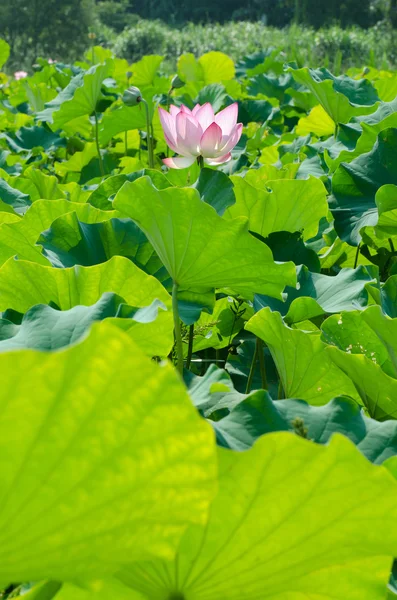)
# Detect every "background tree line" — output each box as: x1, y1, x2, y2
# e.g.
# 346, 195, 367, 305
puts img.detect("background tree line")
0, 0, 396, 70
102, 0, 395, 29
